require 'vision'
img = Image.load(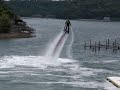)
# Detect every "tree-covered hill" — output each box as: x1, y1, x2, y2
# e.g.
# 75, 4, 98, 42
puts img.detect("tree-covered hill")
5, 0, 120, 20
0, 1, 14, 33
68, 0, 120, 19
5, 1, 66, 18
0, 1, 35, 37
